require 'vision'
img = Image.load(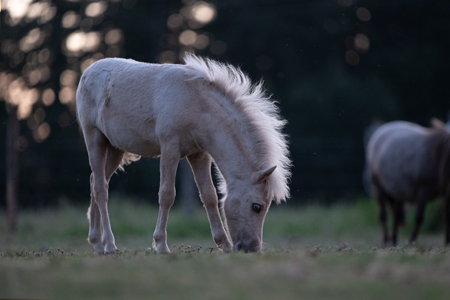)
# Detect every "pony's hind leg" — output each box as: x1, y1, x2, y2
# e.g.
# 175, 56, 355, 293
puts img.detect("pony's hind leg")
87, 145, 124, 254
187, 152, 232, 253
85, 128, 123, 254
152, 142, 180, 253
